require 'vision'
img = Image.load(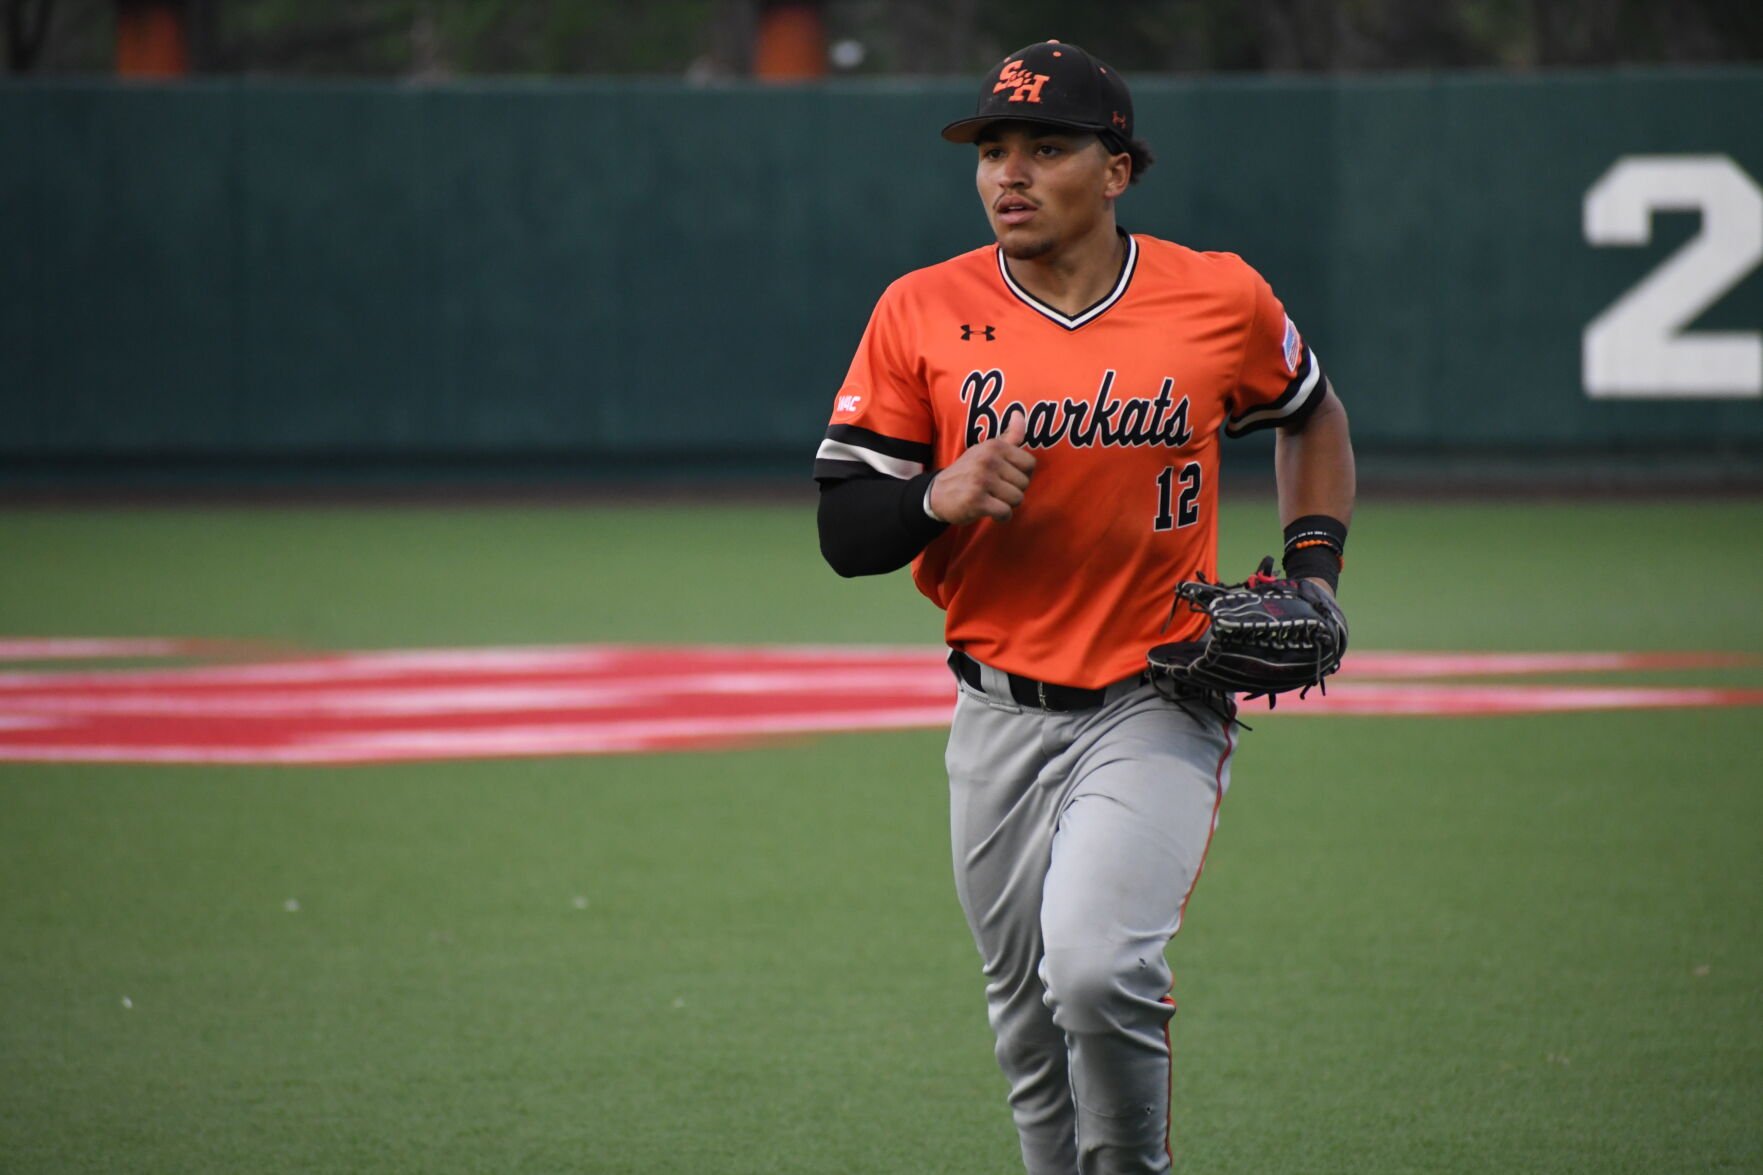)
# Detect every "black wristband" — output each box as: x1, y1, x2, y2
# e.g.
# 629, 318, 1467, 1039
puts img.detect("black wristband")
1282, 545, 1341, 592
1282, 513, 1347, 592
1282, 514, 1348, 558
